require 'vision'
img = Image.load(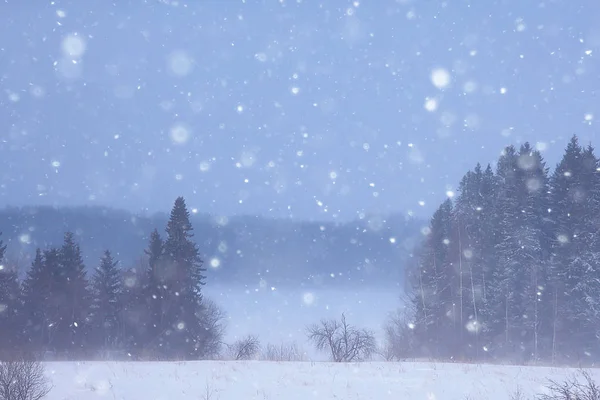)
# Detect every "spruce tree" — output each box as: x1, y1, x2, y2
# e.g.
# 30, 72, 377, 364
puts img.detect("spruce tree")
90, 250, 122, 351
547, 135, 590, 360
144, 229, 166, 356
411, 199, 455, 358
488, 145, 522, 358
577, 144, 600, 356
119, 265, 149, 358
161, 197, 207, 359
516, 143, 550, 362
55, 232, 91, 356
0, 234, 22, 356
453, 165, 488, 359
478, 163, 499, 327
22, 248, 62, 352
